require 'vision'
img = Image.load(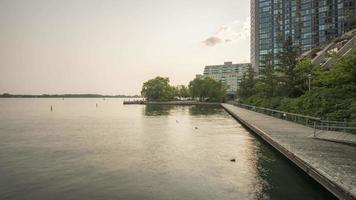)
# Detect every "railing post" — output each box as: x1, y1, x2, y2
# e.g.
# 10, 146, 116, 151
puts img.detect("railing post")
344, 118, 347, 133
313, 122, 316, 137
326, 117, 329, 131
